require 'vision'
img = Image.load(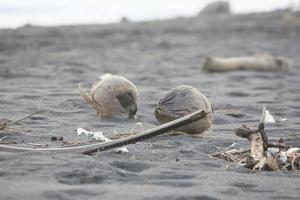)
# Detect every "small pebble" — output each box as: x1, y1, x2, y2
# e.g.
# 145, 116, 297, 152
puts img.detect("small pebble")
51, 136, 64, 141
